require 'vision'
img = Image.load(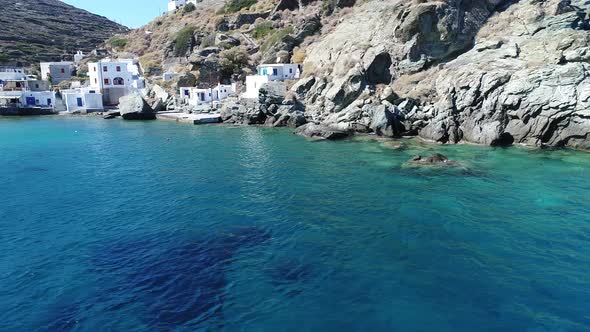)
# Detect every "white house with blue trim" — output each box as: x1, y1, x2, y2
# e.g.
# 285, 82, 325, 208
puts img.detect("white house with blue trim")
62, 88, 104, 113
243, 63, 301, 99
256, 64, 301, 80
